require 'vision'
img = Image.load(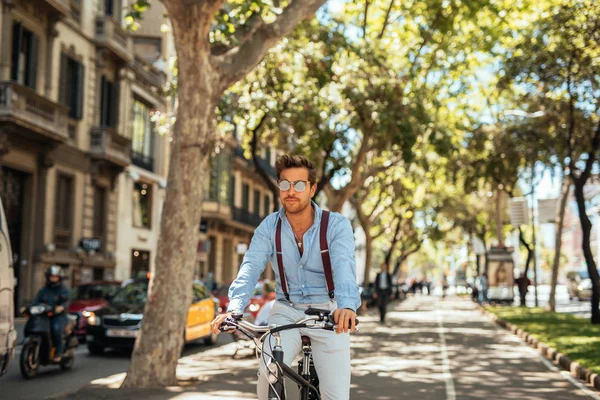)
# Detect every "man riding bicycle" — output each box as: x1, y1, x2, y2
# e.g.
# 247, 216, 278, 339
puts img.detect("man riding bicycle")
211, 154, 361, 400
